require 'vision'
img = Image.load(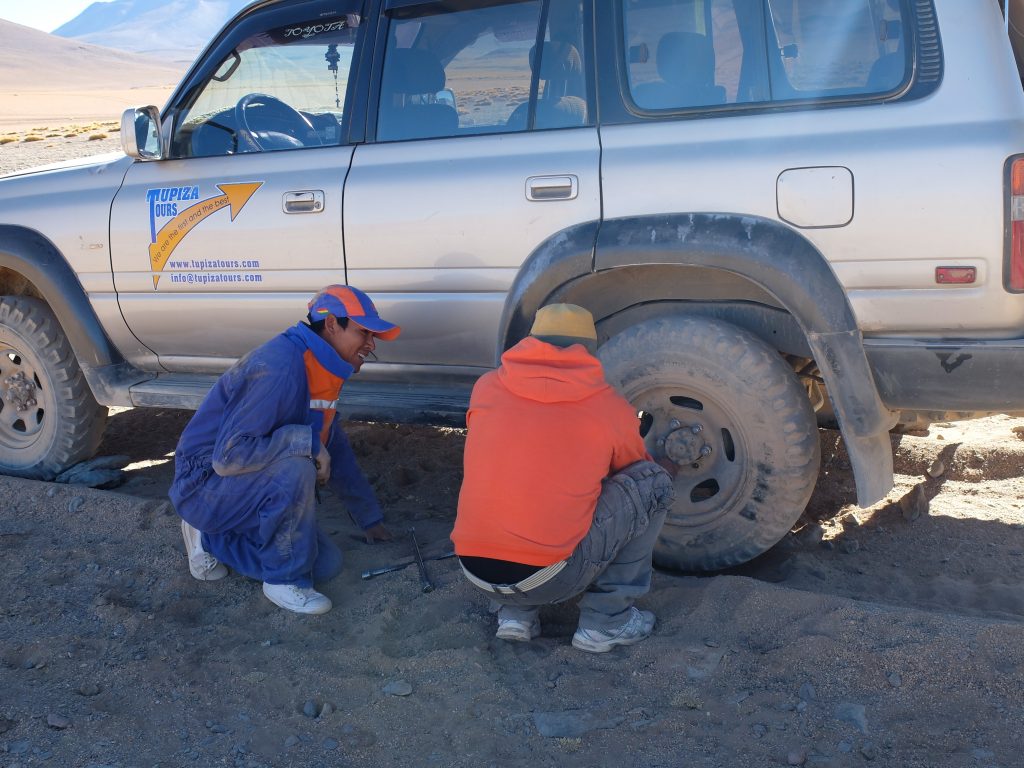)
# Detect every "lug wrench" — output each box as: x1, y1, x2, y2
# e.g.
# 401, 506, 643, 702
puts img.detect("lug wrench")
409, 527, 434, 593
359, 549, 455, 581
